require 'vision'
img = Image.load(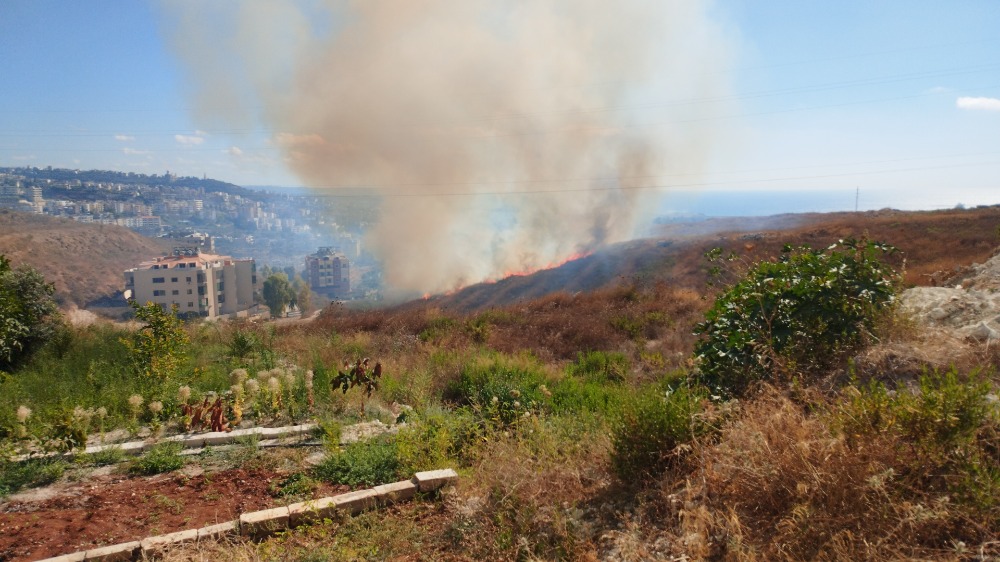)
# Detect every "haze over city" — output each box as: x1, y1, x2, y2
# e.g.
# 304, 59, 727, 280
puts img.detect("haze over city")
2, 1, 999, 293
